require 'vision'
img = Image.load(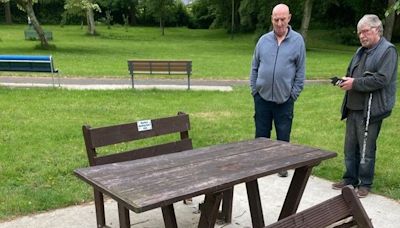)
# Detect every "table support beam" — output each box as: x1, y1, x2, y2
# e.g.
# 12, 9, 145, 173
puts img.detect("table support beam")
279, 165, 314, 220
117, 203, 130, 228
161, 204, 178, 228
246, 179, 265, 228
198, 192, 223, 228
220, 187, 234, 223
